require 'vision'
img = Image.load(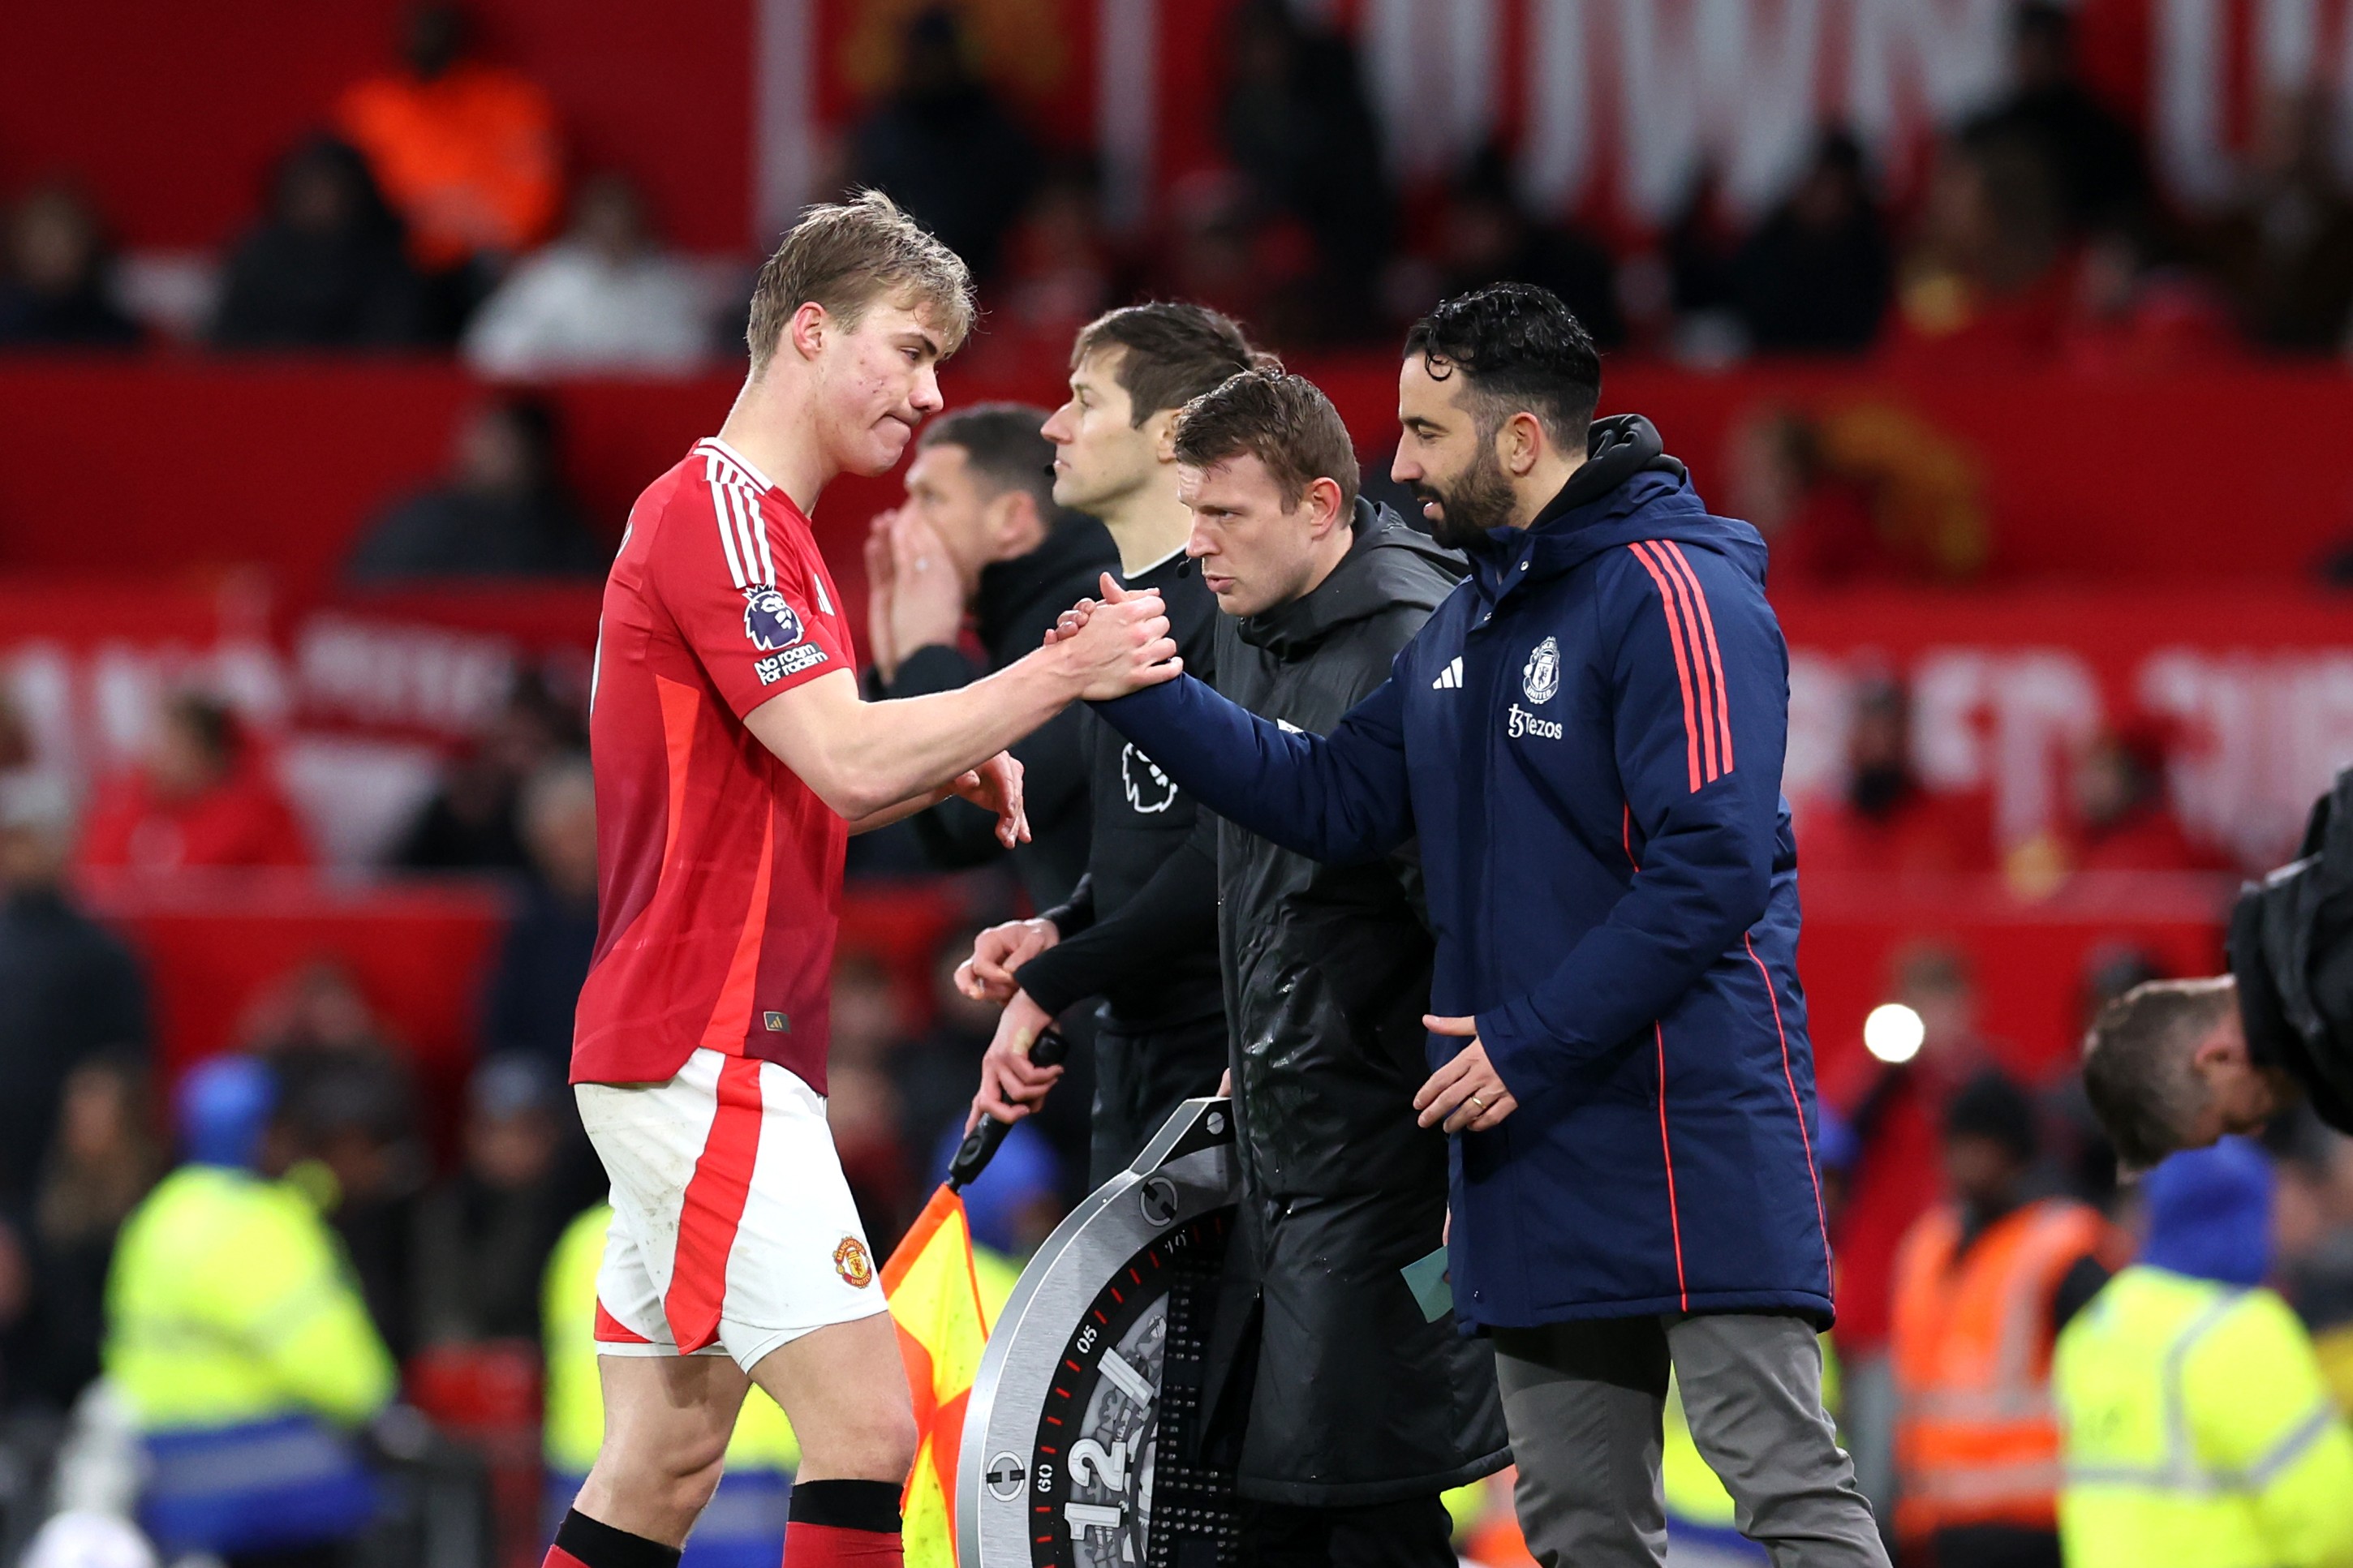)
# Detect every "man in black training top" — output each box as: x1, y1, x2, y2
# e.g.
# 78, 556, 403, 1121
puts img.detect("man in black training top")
864, 402, 1118, 910
959, 304, 1256, 1182
1159, 365, 1511, 1566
